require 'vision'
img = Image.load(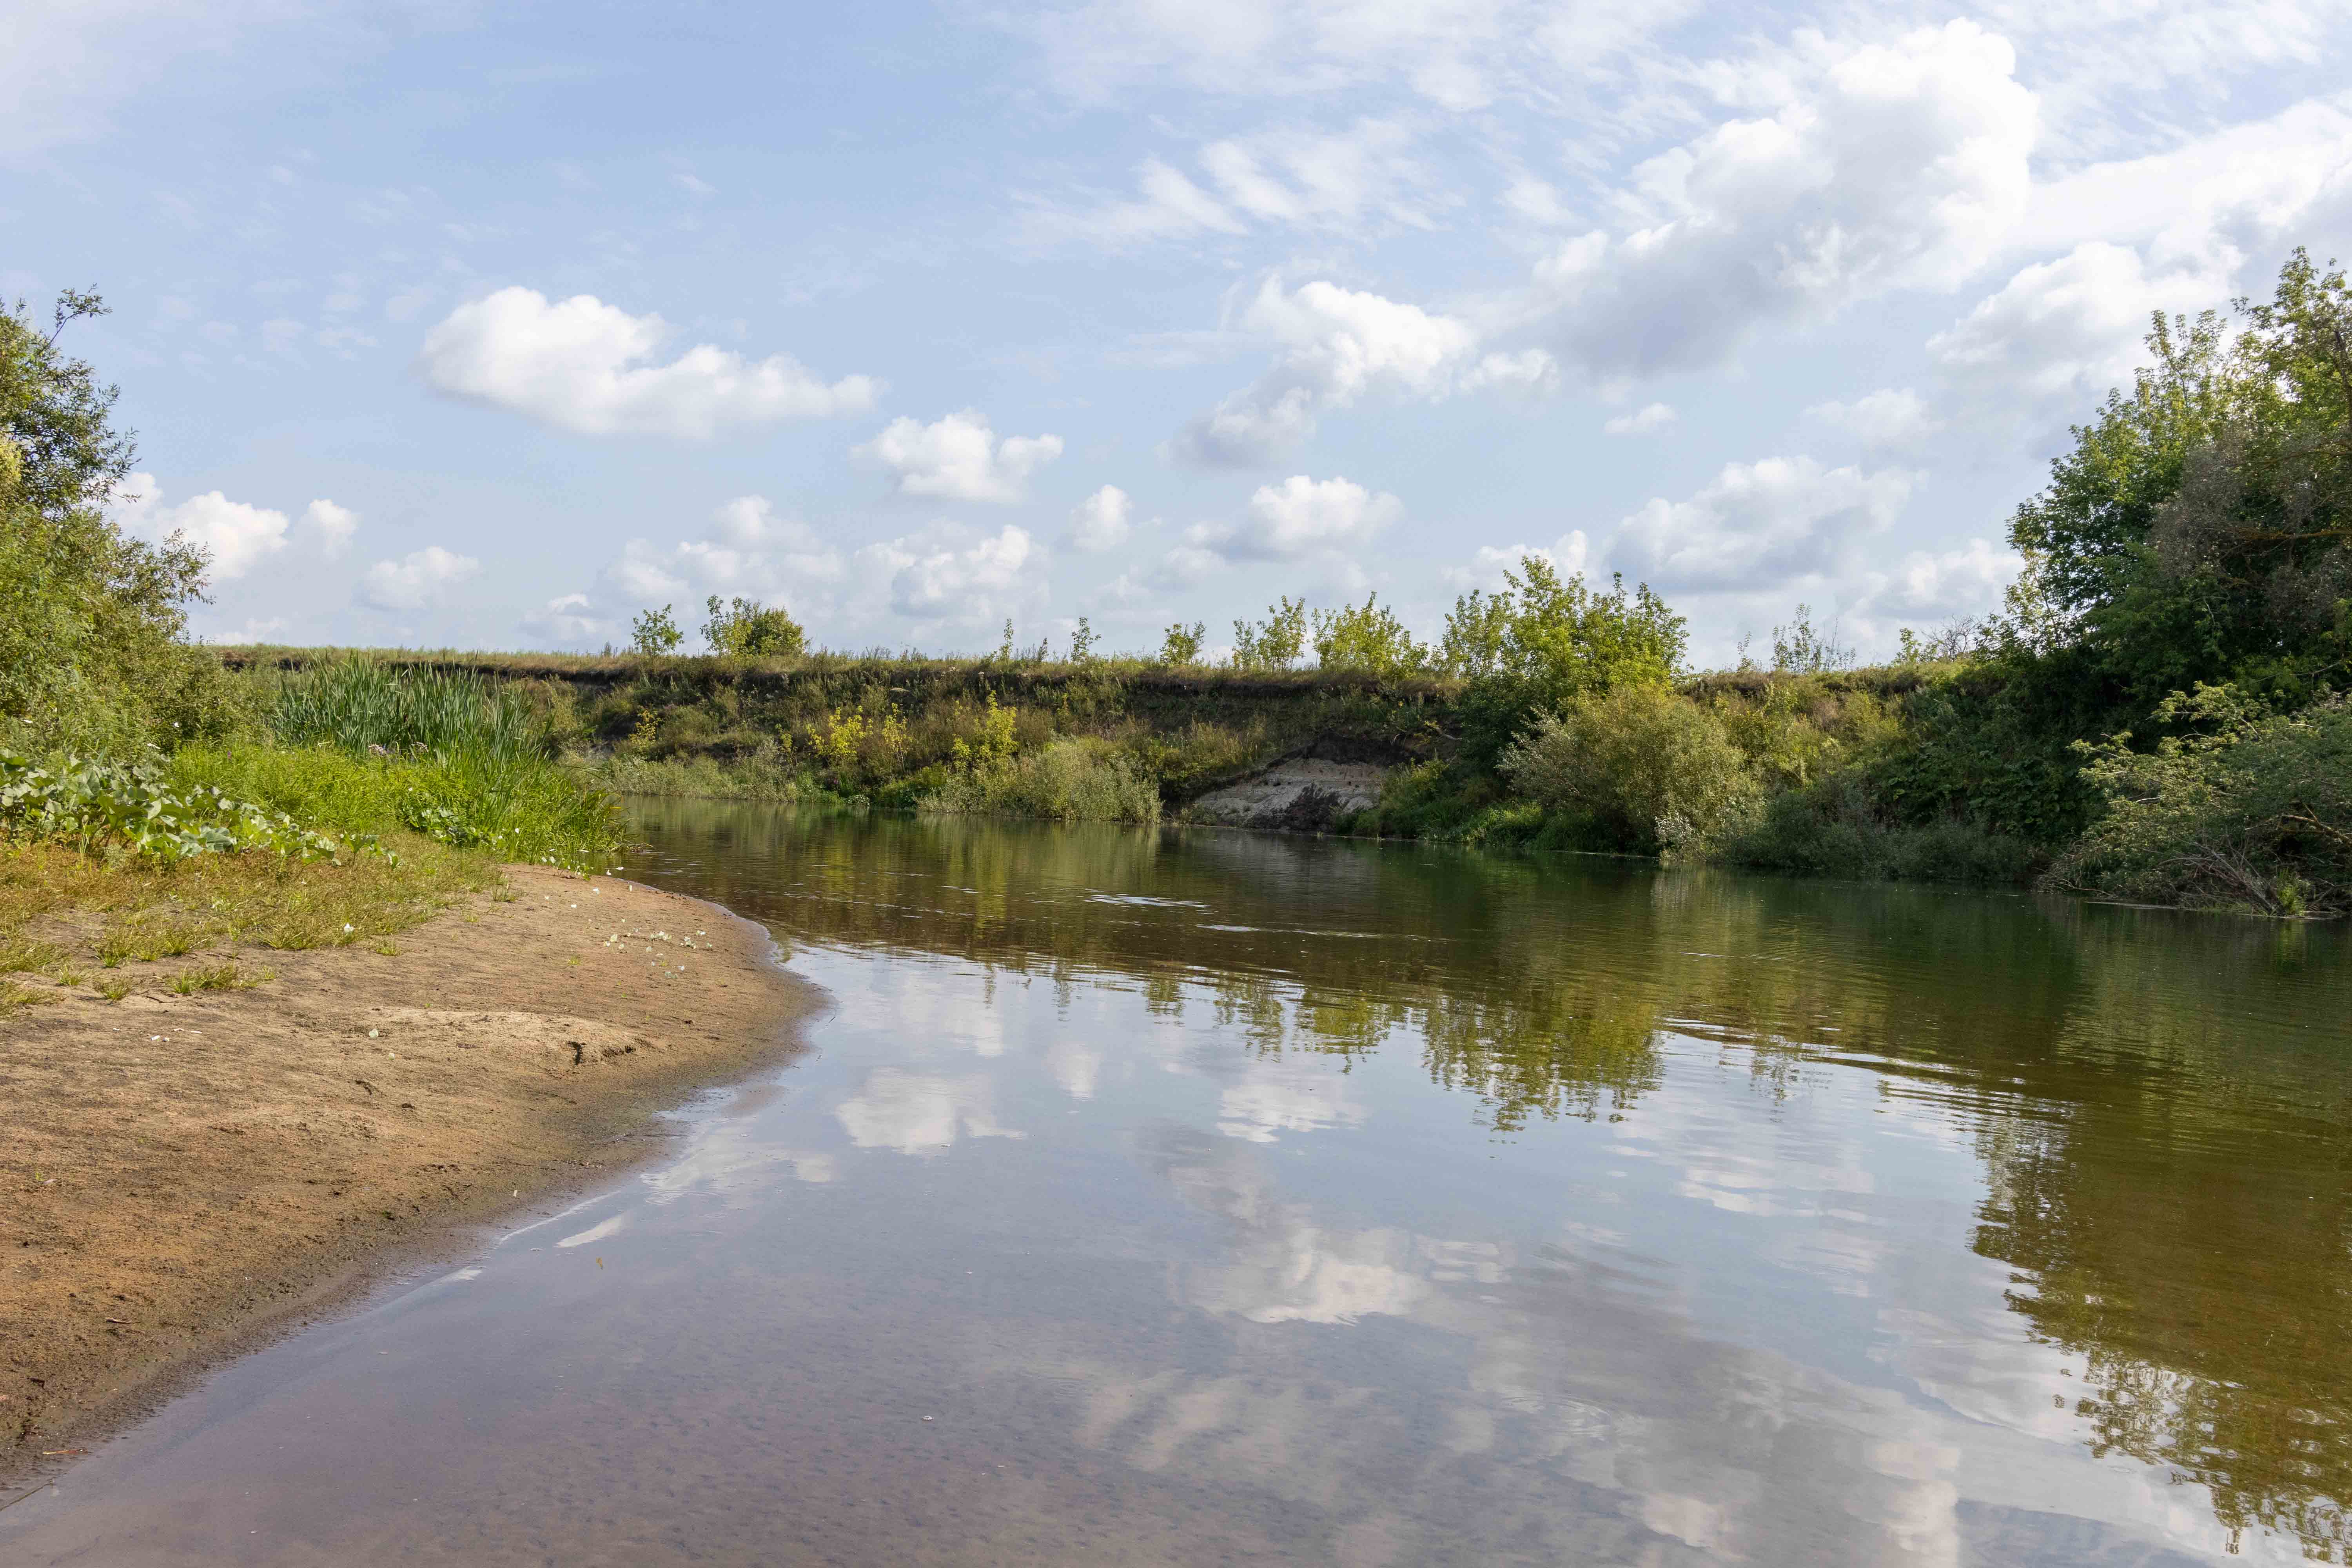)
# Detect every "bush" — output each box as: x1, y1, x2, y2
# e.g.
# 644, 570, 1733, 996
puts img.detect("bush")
1499, 686, 1759, 858
1313, 593, 1429, 675
921, 737, 1161, 824
2048, 685, 2352, 915
702, 595, 806, 659
1718, 778, 2040, 884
